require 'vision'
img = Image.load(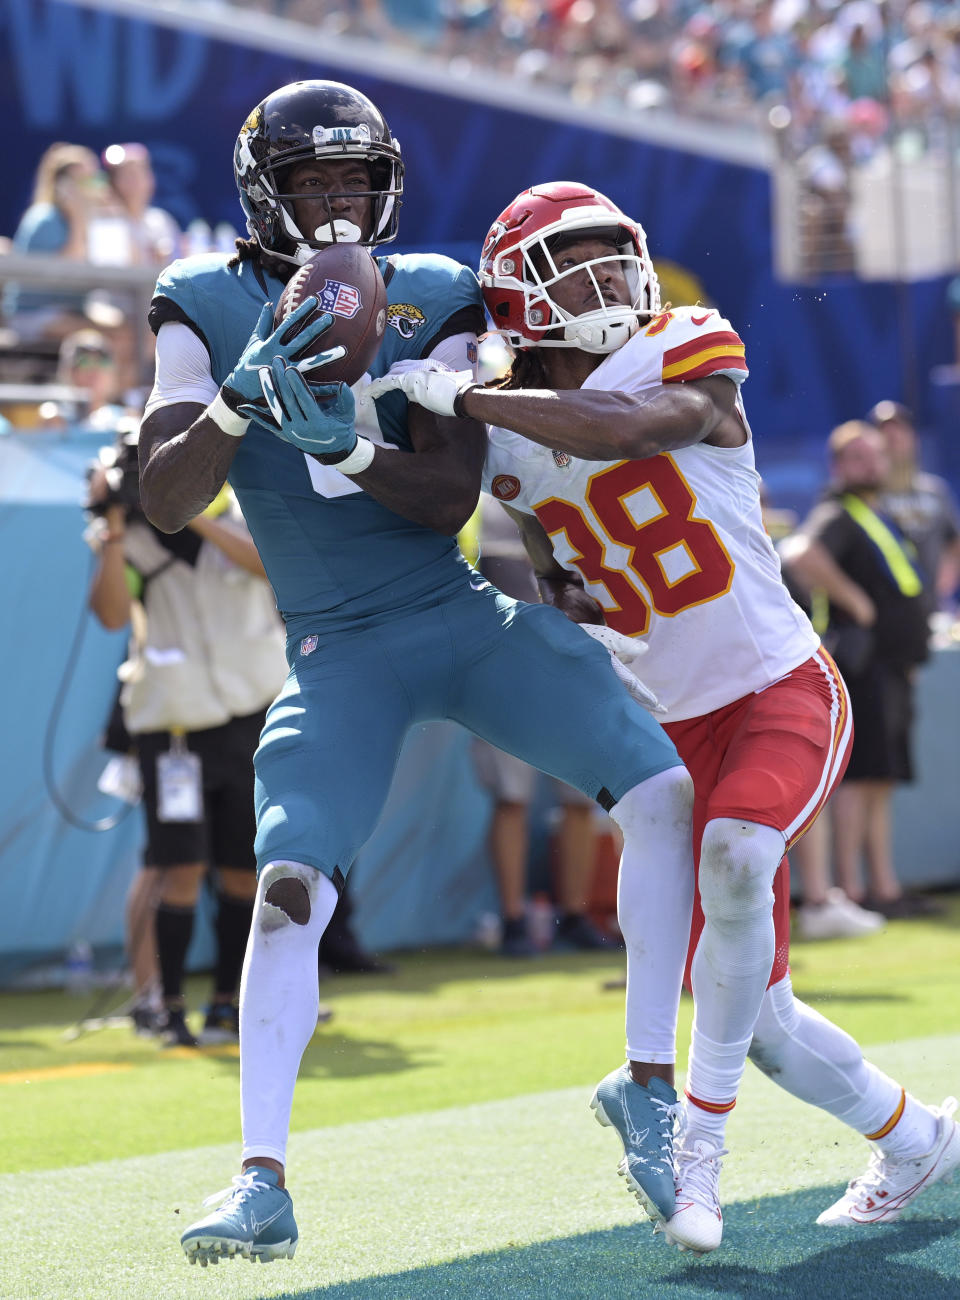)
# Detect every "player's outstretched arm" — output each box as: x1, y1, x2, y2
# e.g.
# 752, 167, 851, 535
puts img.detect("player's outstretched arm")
463, 375, 742, 460
367, 363, 743, 460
